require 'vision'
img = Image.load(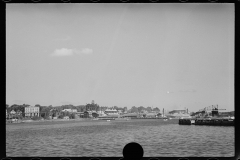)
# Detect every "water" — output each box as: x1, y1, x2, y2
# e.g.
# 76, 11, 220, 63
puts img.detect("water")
6, 119, 234, 157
